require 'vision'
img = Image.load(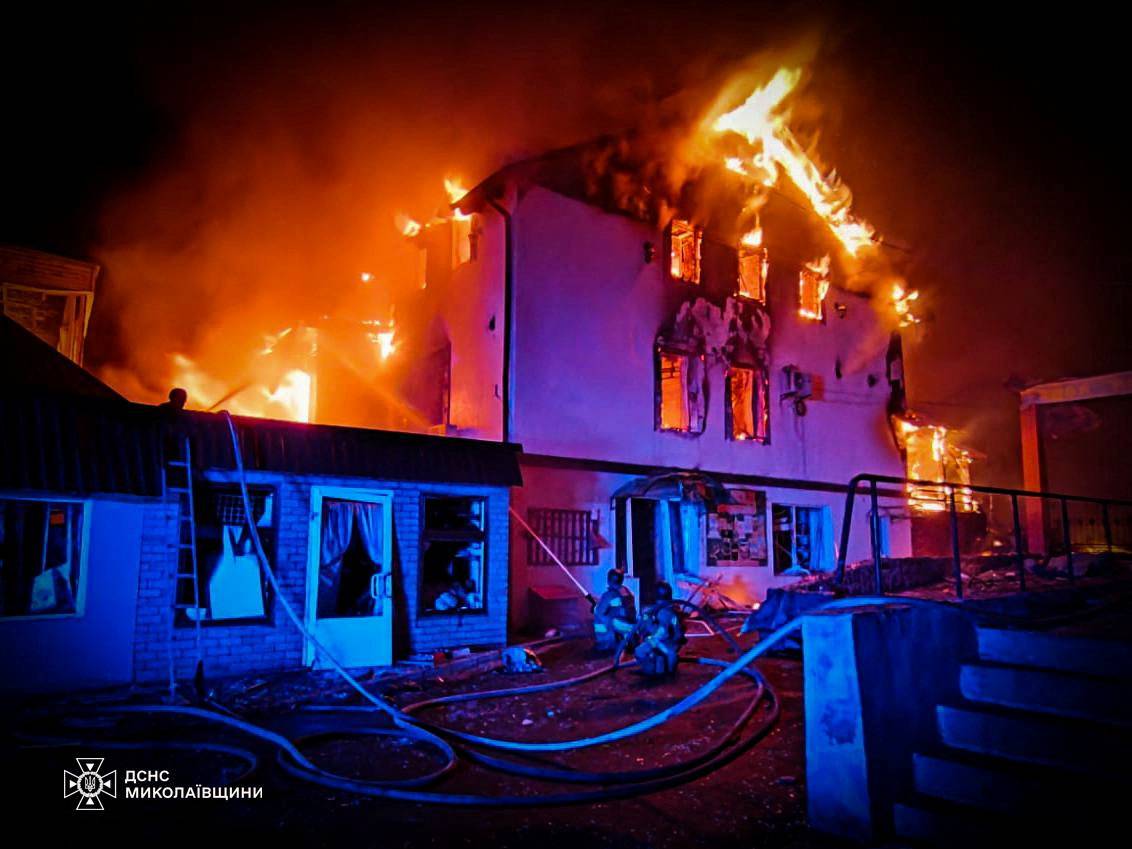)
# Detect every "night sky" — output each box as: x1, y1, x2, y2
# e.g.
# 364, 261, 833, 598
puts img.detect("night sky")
3, 2, 1129, 487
